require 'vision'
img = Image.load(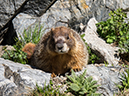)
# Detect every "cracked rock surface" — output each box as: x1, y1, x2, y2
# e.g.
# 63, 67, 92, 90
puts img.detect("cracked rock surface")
51, 64, 123, 96
13, 0, 129, 39
0, 58, 51, 96
0, 0, 57, 45
84, 18, 120, 66
76, 65, 123, 96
